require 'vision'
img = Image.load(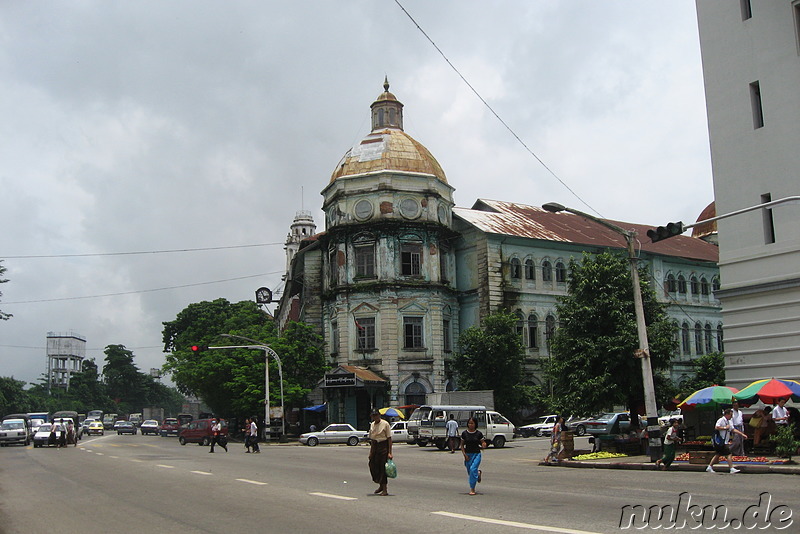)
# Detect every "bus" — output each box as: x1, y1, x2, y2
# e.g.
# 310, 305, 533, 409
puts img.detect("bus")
87, 410, 104, 422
